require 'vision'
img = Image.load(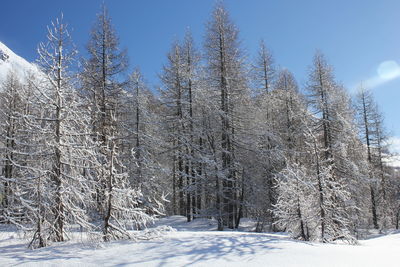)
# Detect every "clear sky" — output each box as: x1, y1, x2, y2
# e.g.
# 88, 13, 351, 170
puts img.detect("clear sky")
0, 0, 399, 151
